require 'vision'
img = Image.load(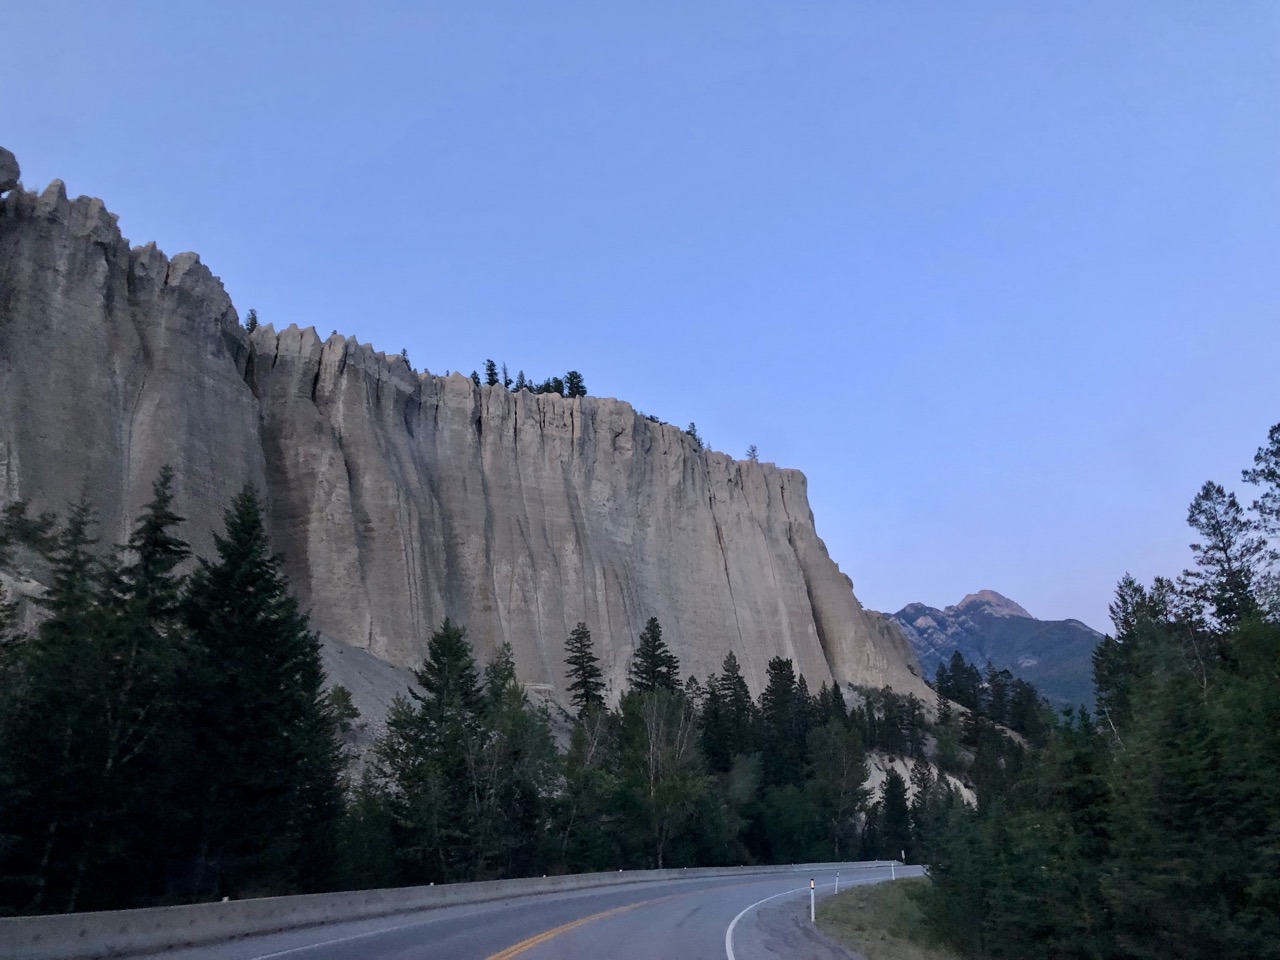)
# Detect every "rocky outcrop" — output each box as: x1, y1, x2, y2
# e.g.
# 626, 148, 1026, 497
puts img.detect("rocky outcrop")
0, 153, 931, 712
